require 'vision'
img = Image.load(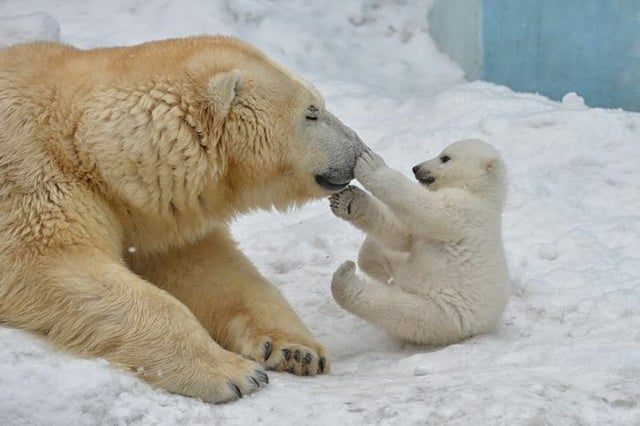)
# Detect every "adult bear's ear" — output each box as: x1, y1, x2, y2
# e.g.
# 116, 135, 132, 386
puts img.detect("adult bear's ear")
207, 70, 241, 118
